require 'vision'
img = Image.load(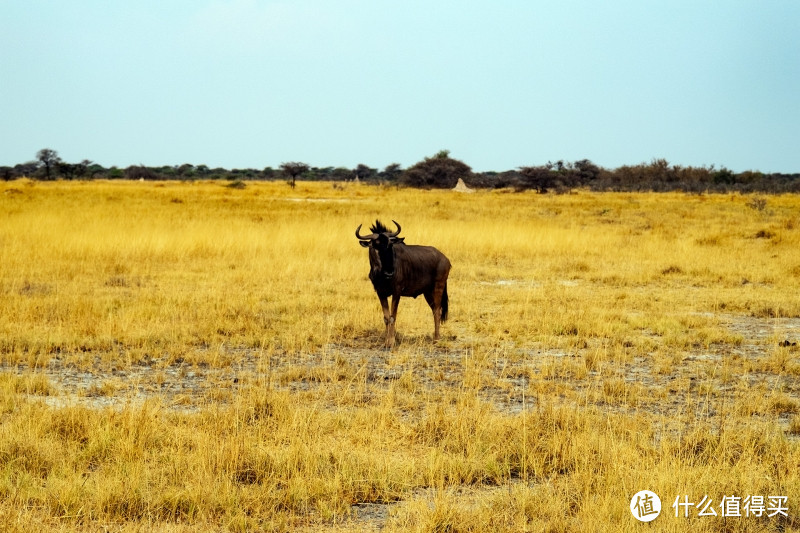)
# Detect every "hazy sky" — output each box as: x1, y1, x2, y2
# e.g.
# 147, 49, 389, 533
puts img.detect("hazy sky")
2, 1, 798, 172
